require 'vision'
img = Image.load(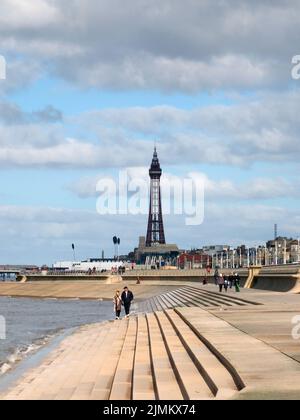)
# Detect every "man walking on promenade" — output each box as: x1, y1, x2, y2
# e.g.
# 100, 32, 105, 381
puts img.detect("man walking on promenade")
121, 287, 134, 318
217, 274, 225, 293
